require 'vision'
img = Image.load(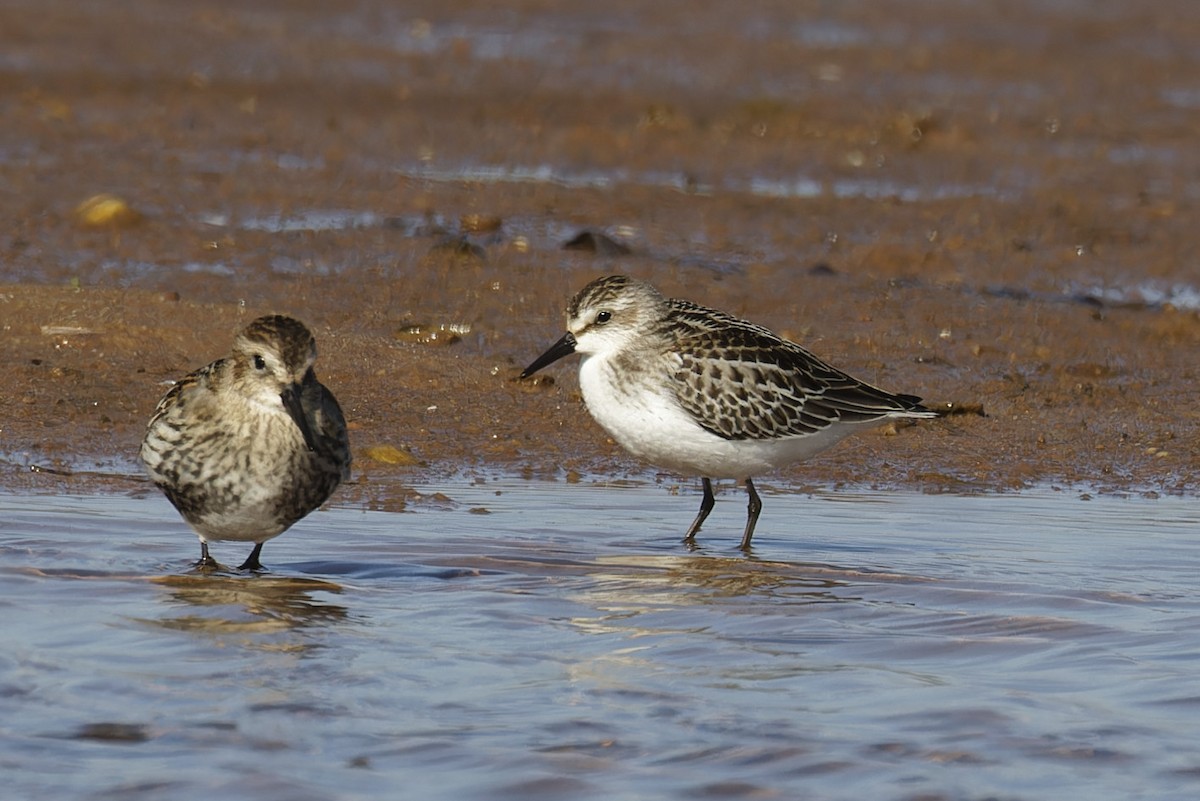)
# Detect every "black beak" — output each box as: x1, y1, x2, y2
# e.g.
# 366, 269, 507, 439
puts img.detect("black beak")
520, 332, 577, 378
281, 383, 318, 452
